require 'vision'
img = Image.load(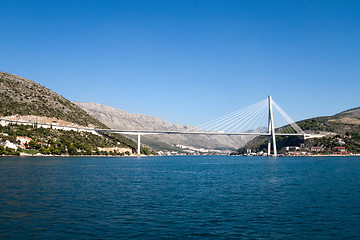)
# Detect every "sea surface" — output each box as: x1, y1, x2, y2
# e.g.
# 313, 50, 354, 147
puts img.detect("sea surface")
0, 156, 359, 239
